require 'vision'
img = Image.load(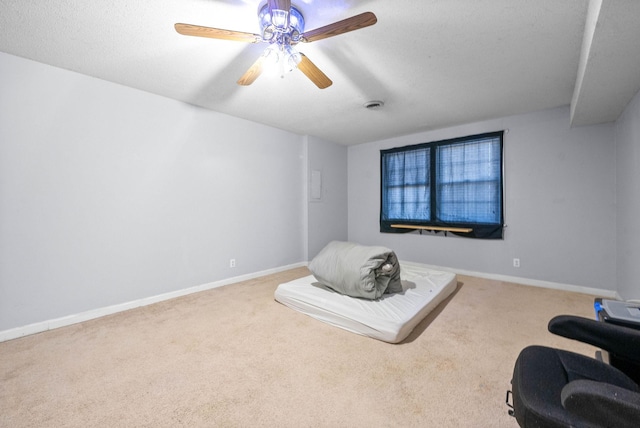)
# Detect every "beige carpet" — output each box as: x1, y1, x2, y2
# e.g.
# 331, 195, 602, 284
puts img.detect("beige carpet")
1, 267, 598, 427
